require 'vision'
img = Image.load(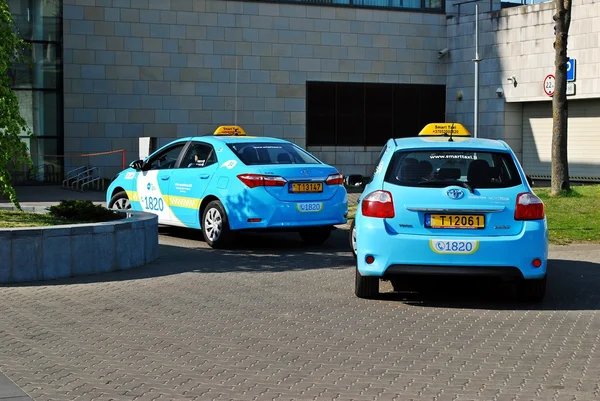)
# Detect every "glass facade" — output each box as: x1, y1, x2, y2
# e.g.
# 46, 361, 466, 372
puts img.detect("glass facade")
8, 0, 63, 183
